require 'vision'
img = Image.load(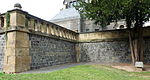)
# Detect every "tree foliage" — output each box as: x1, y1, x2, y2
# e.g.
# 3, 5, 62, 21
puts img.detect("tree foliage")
5, 12, 10, 28
76, 0, 150, 63
76, 0, 150, 28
